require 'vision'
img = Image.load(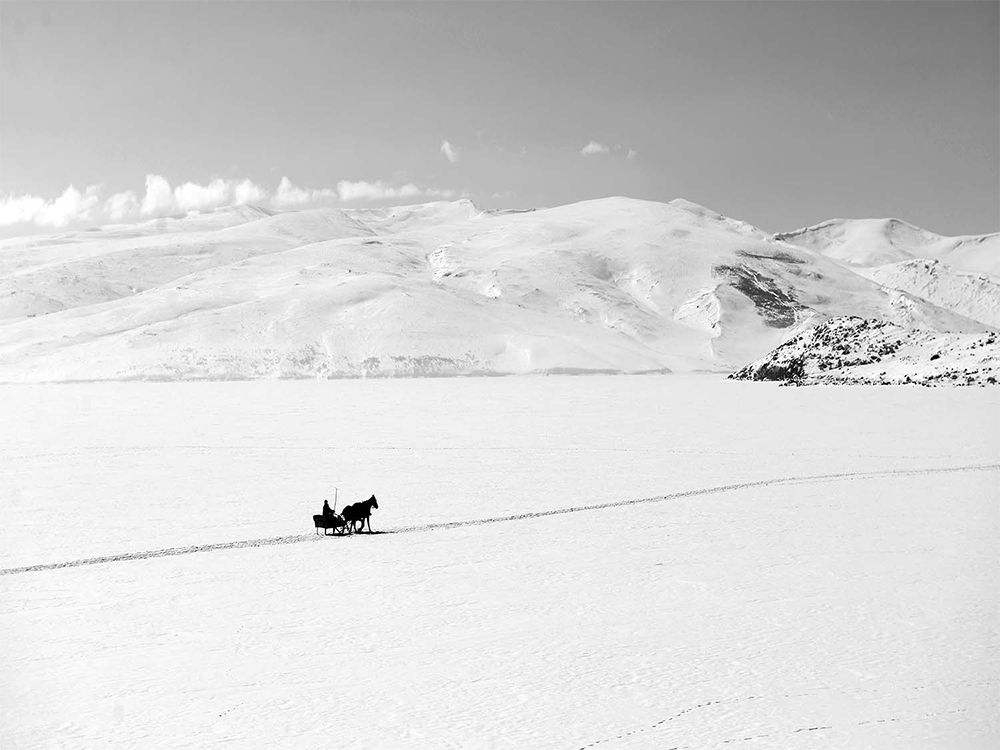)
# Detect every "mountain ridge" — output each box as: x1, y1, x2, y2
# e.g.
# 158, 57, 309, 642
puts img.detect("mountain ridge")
774, 216, 1000, 275
0, 197, 995, 382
